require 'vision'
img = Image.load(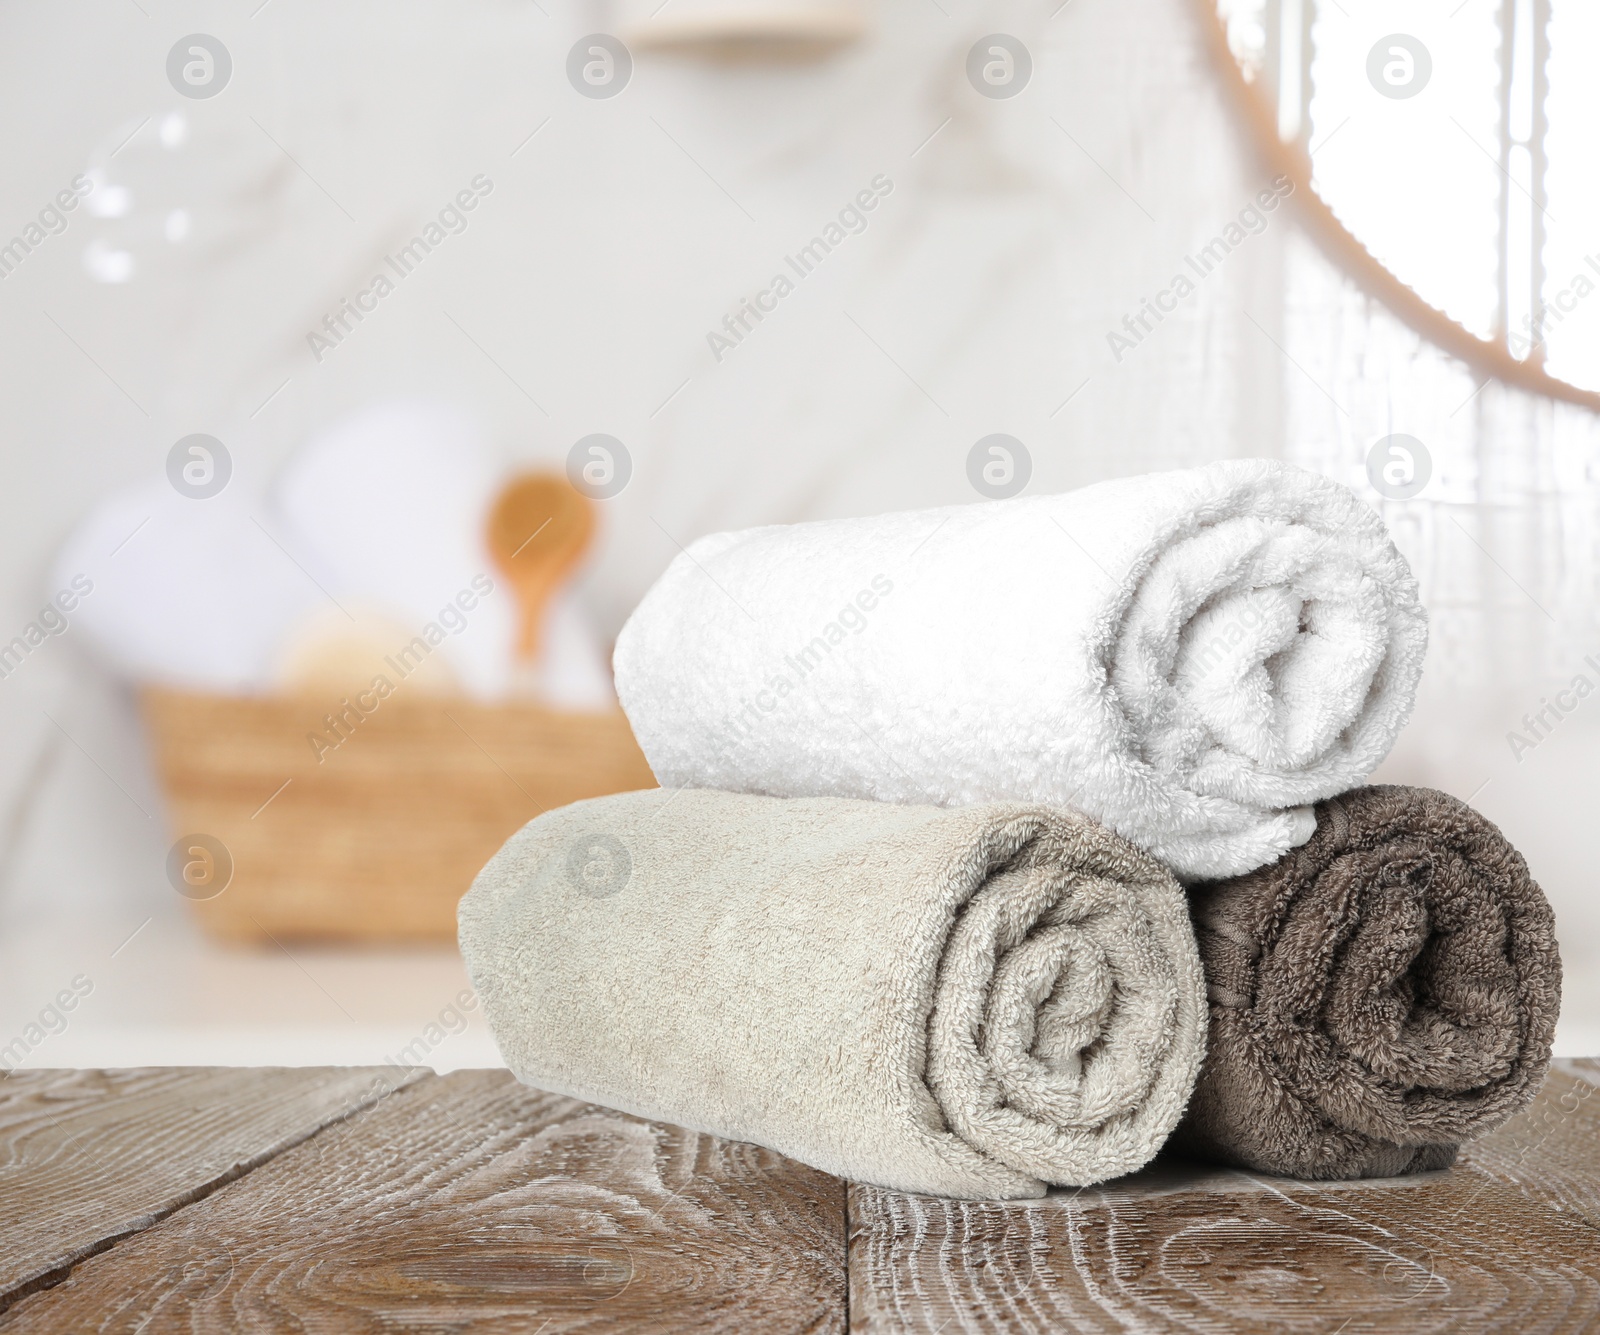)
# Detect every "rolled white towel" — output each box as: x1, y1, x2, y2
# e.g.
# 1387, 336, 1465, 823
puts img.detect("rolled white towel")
614, 459, 1427, 880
